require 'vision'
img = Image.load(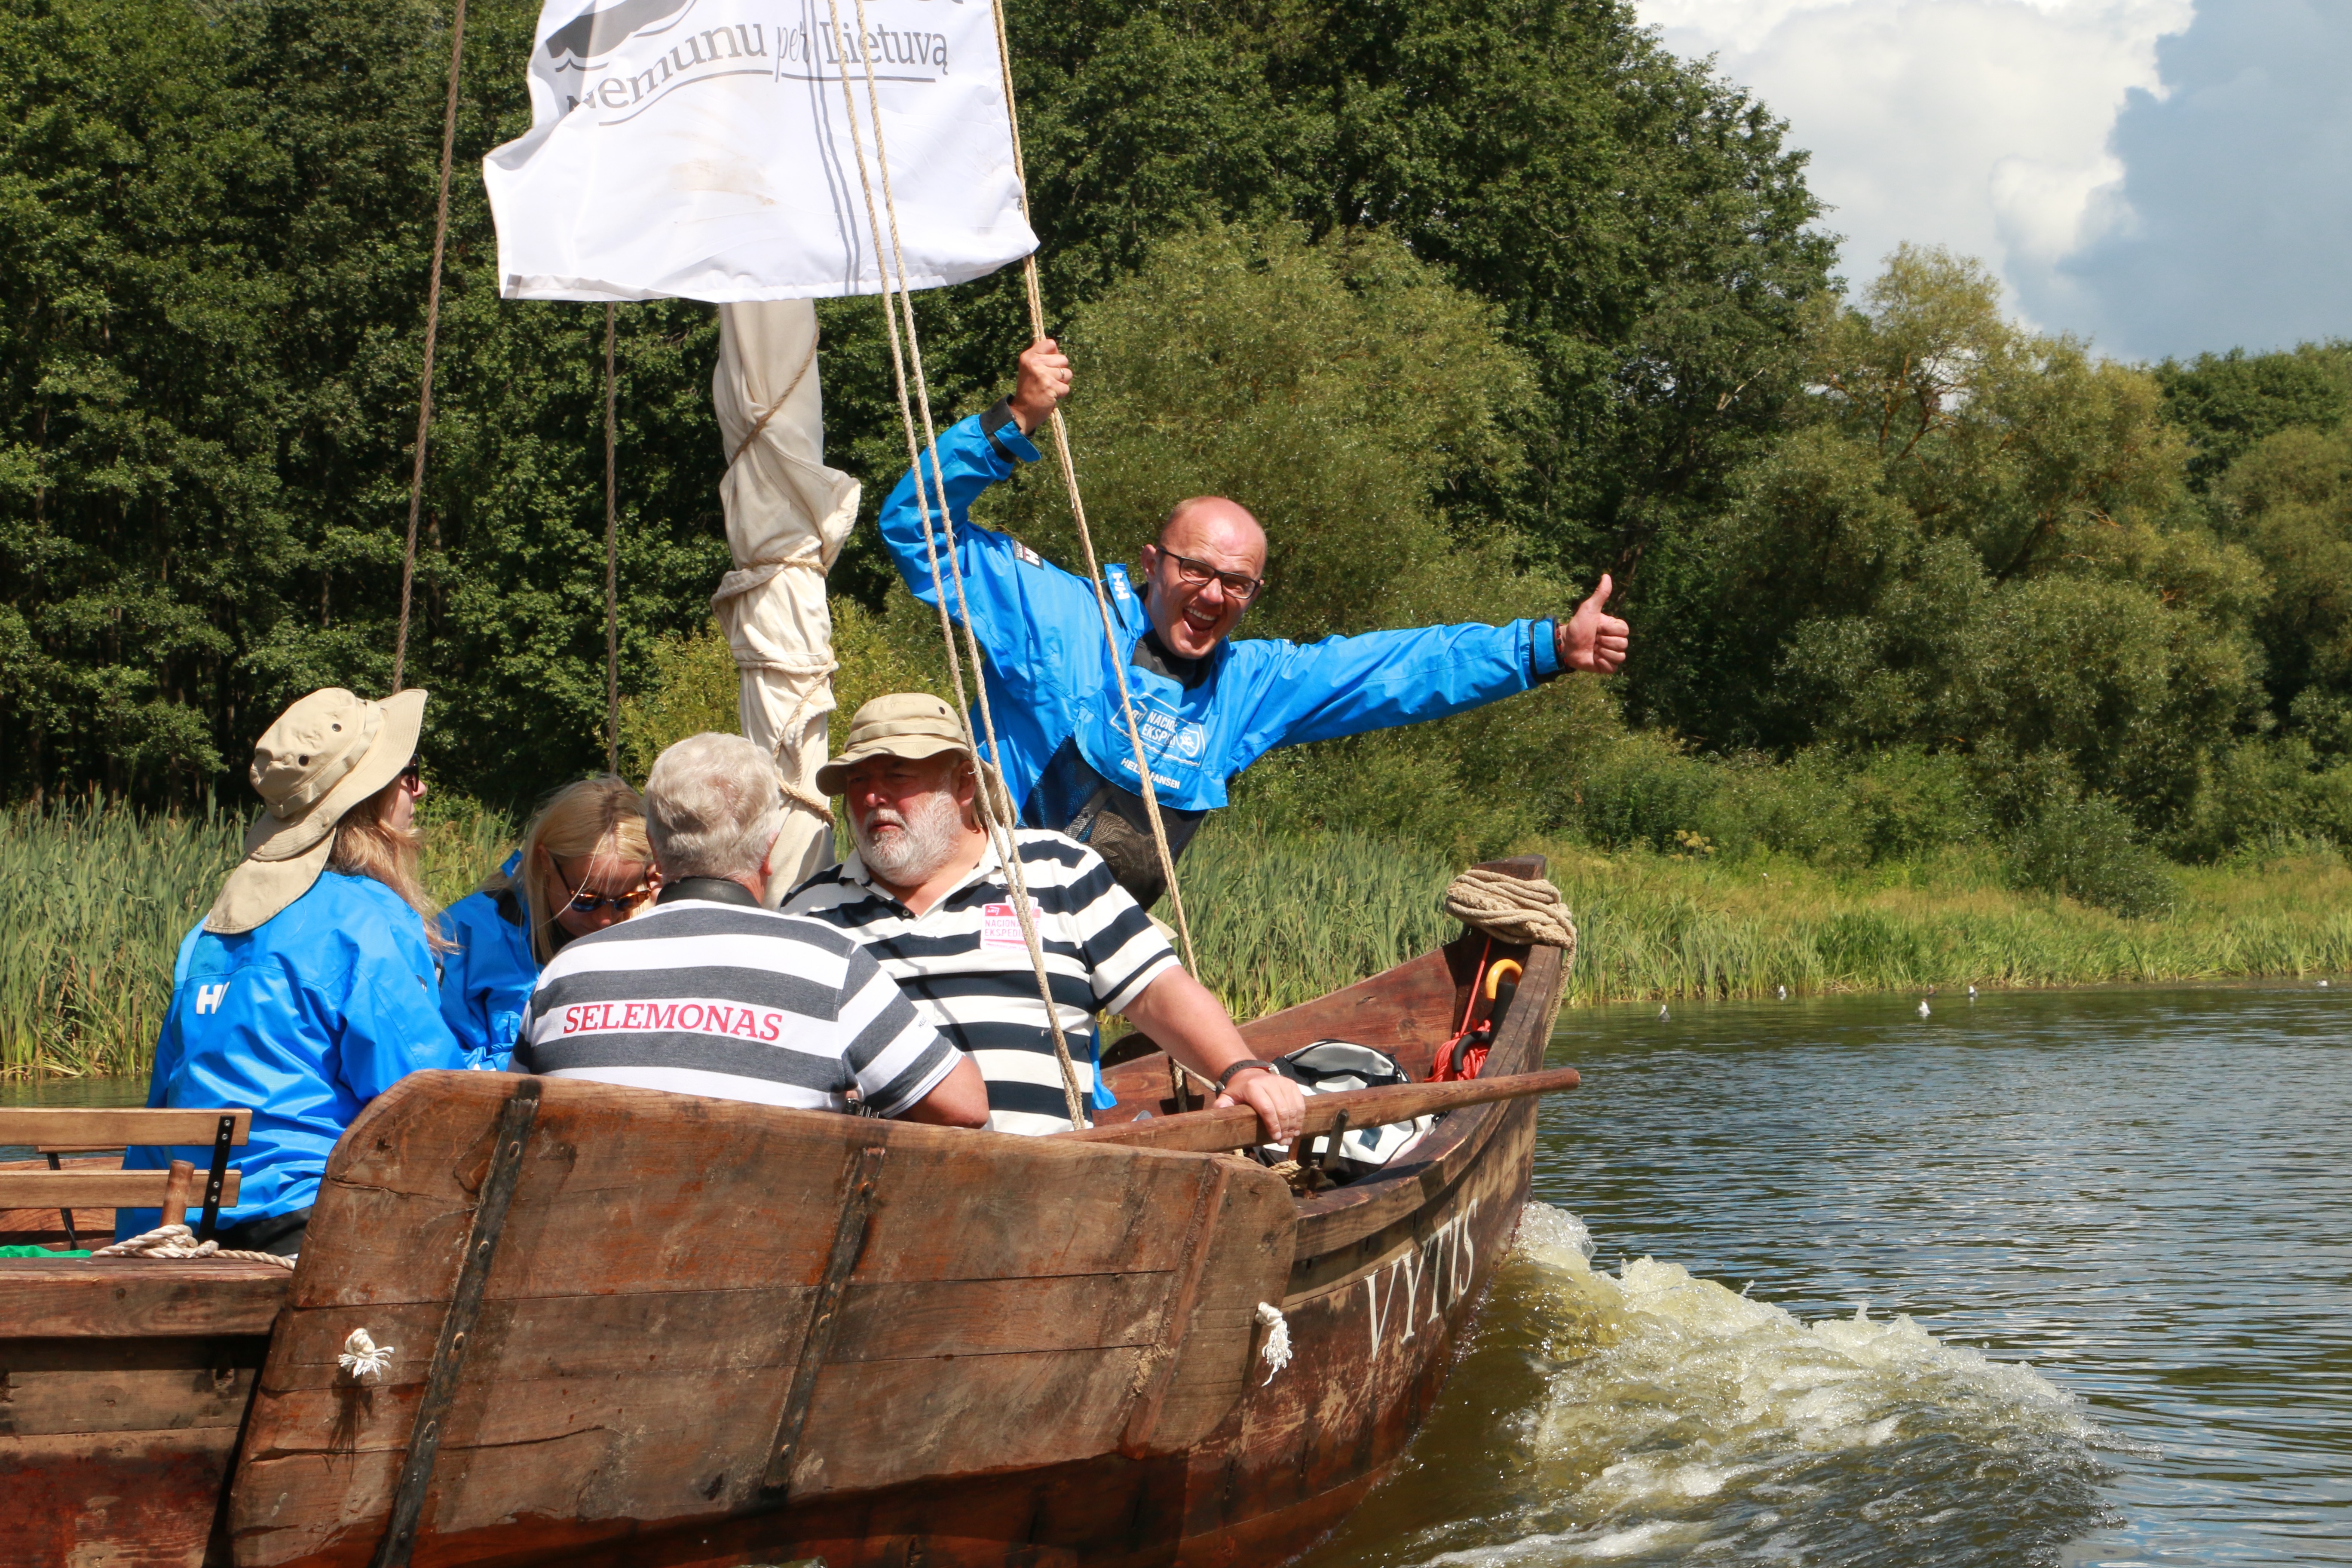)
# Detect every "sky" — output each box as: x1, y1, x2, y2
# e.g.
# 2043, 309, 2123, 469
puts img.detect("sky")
1632, 0, 2352, 363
